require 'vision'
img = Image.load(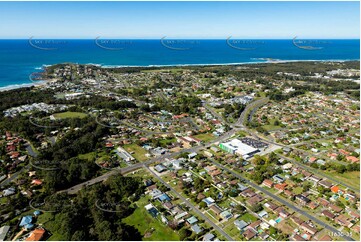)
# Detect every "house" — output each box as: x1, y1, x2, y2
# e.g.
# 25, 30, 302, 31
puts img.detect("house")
300, 222, 318, 235
31, 179, 43, 186
234, 220, 249, 231
307, 201, 319, 210
191, 224, 203, 234
295, 194, 311, 206
346, 156, 359, 163
284, 189, 294, 198
308, 175, 322, 184
202, 197, 215, 207
258, 211, 268, 218
318, 235, 332, 241
19, 216, 34, 230
209, 169, 222, 177
154, 164, 167, 173
210, 204, 223, 215
171, 159, 183, 170
247, 194, 264, 206
186, 216, 198, 225
237, 183, 248, 192
188, 152, 198, 159
241, 188, 257, 198
264, 202, 278, 211
203, 233, 215, 241
274, 183, 287, 191
275, 207, 290, 218
163, 202, 174, 210
157, 193, 171, 202
243, 228, 256, 240
272, 175, 285, 183
175, 211, 188, 220
150, 189, 163, 198
2, 187, 15, 197
291, 234, 306, 241
318, 197, 330, 207
321, 210, 336, 219
262, 179, 274, 188
335, 214, 353, 228
290, 216, 304, 226
318, 180, 333, 189
329, 204, 343, 213
25, 228, 46, 241
259, 232, 269, 240
220, 210, 233, 220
